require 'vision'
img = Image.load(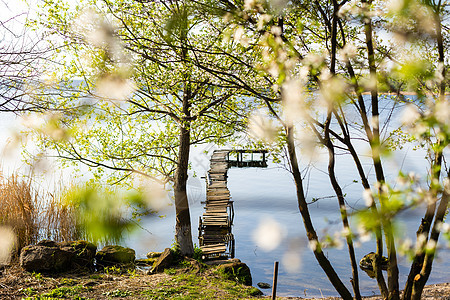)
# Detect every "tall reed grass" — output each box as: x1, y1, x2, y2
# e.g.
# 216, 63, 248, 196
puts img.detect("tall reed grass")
0, 174, 40, 252
0, 172, 81, 257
